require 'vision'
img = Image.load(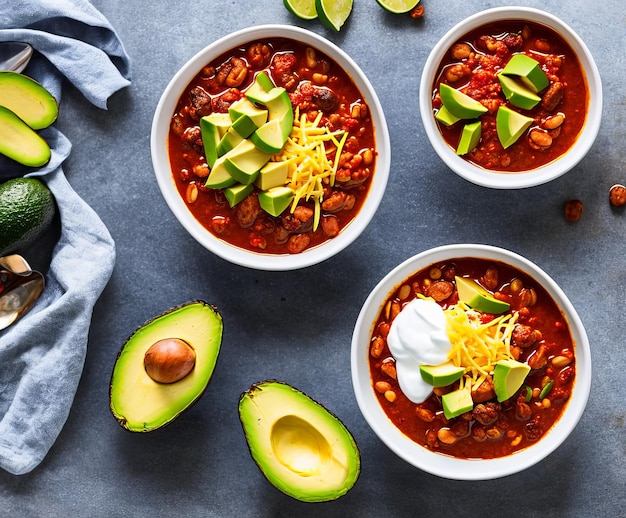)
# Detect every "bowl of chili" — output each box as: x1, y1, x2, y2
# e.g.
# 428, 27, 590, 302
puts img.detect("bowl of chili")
351, 244, 591, 480
419, 7, 602, 189
151, 25, 390, 270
